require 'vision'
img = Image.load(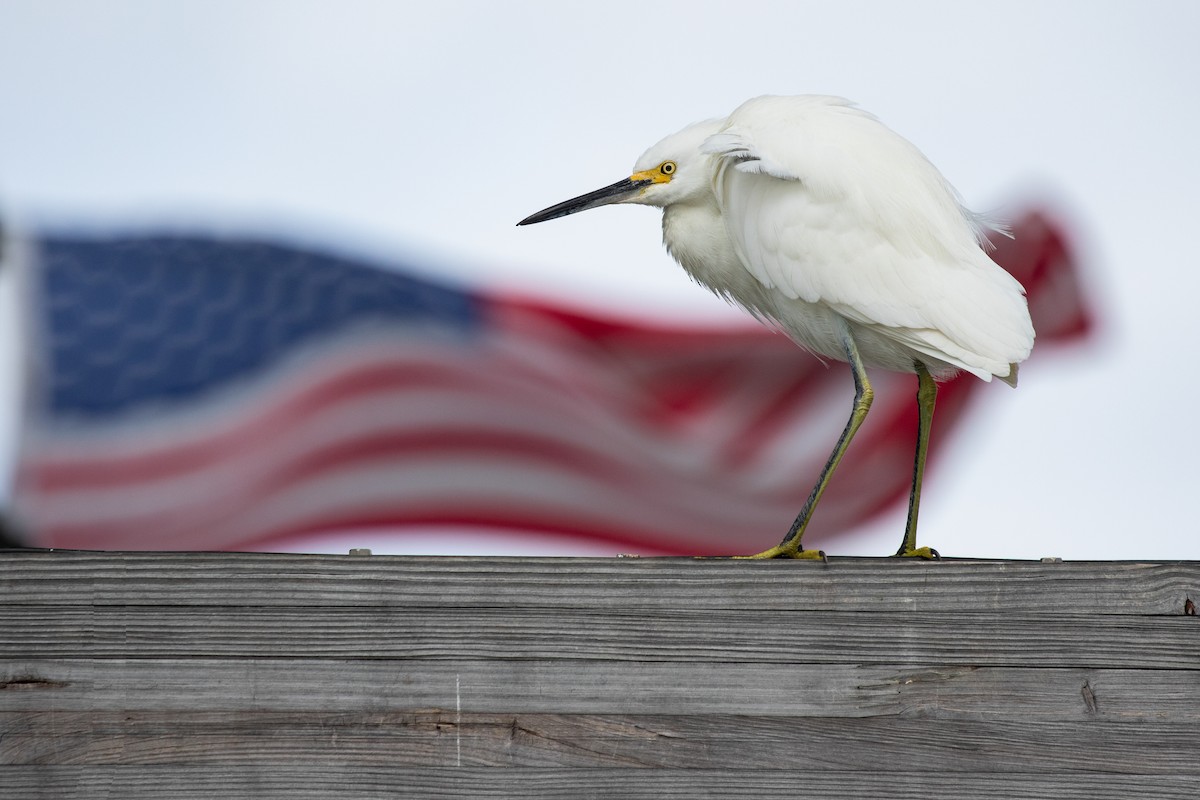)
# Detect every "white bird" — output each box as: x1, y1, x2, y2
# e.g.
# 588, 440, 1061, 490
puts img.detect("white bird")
518, 95, 1034, 560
